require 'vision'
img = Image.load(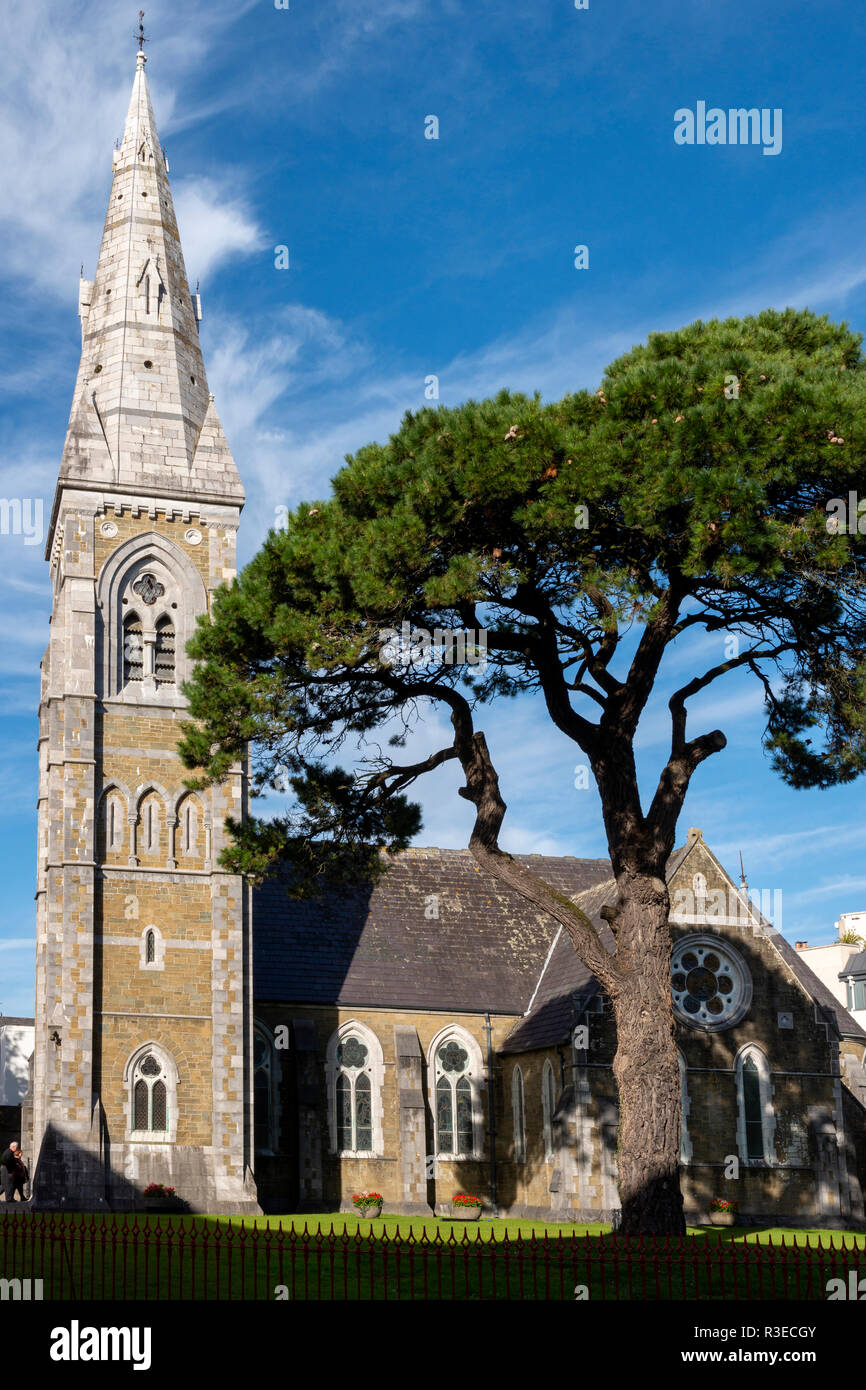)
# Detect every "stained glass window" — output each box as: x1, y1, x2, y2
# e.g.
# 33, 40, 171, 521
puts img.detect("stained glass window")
152, 1081, 167, 1131
336, 1073, 353, 1150
132, 1053, 170, 1133
670, 937, 749, 1031
512, 1067, 525, 1161
254, 1031, 273, 1153
743, 1055, 764, 1161
335, 1035, 374, 1152
355, 1073, 372, 1151
132, 573, 165, 606
437, 1076, 453, 1154
543, 1060, 557, 1159
435, 1037, 474, 1157
134, 1078, 148, 1130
